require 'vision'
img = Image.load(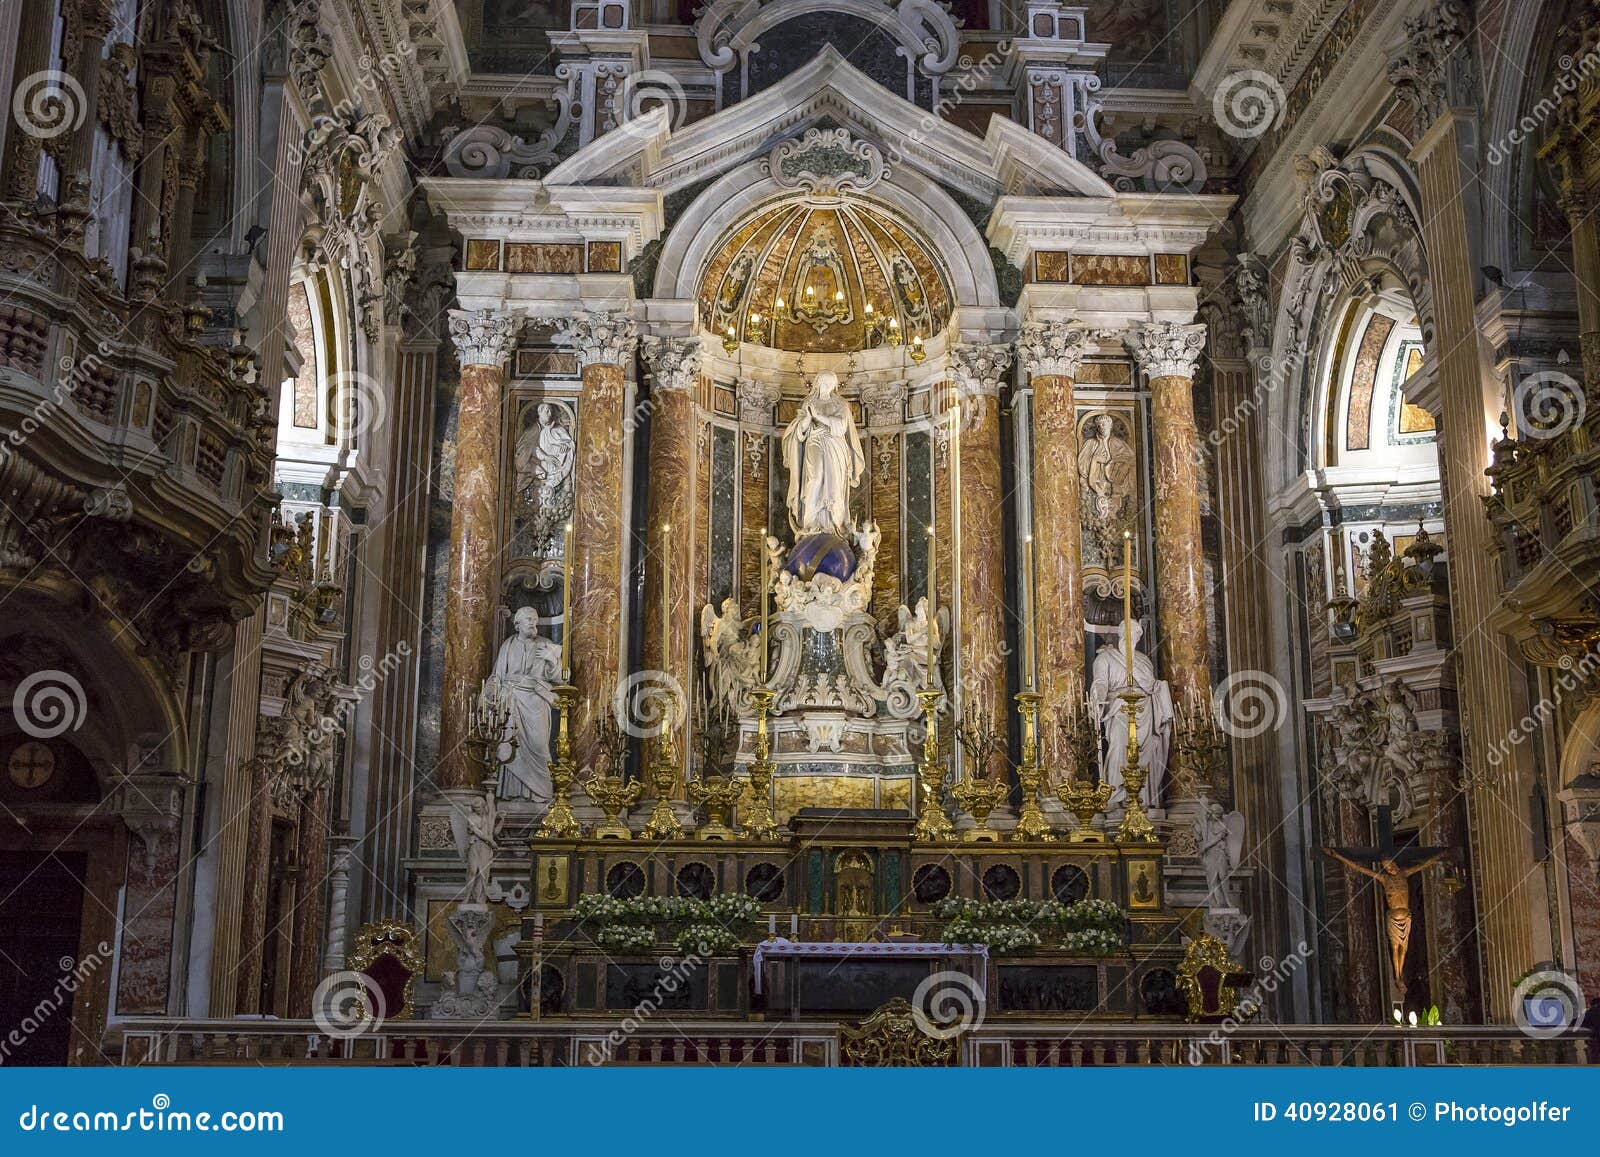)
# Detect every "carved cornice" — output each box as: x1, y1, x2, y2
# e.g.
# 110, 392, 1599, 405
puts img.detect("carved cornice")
555, 311, 638, 370
447, 308, 521, 369
642, 336, 702, 392
949, 343, 1014, 397
1127, 321, 1207, 380
1015, 322, 1090, 380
